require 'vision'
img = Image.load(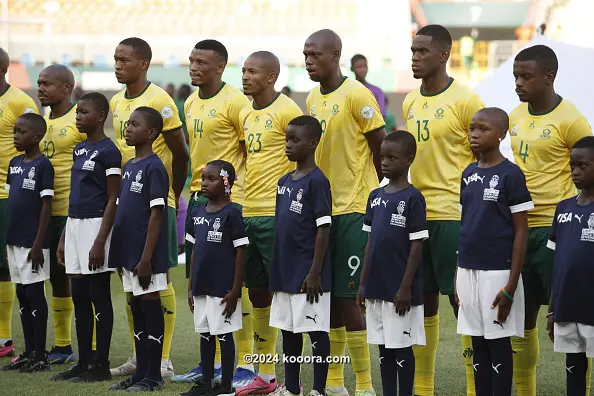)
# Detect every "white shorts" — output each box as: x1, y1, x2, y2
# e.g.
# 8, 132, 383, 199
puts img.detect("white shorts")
65, 217, 114, 275
193, 295, 242, 335
122, 268, 168, 296
457, 268, 525, 339
270, 292, 331, 333
366, 299, 426, 348
7, 245, 50, 285
554, 322, 594, 358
